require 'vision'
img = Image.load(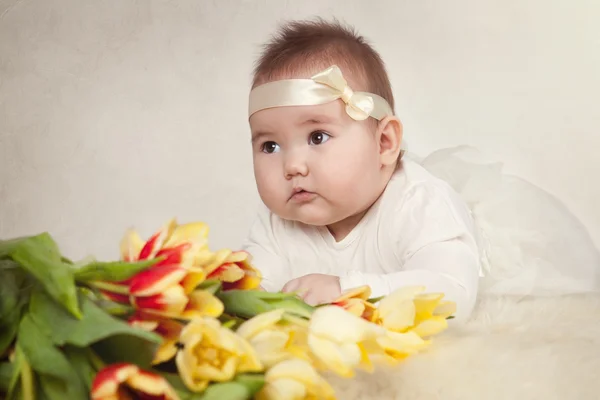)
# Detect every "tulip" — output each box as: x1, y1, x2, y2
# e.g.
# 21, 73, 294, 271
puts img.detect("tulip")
175, 317, 263, 392
256, 359, 336, 400
91, 362, 180, 400
97, 219, 211, 303
307, 305, 427, 378
236, 309, 311, 368
128, 312, 184, 365
121, 219, 209, 264
331, 285, 377, 322
374, 286, 456, 337
204, 250, 262, 291
126, 264, 223, 320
